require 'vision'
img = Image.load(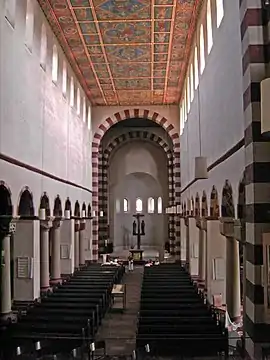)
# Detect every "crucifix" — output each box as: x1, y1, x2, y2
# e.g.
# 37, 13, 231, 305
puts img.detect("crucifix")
132, 214, 145, 250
